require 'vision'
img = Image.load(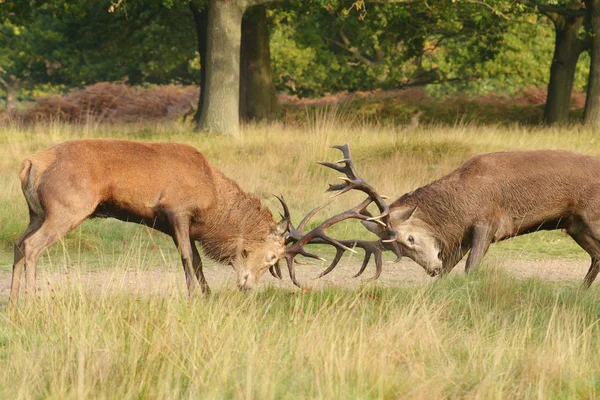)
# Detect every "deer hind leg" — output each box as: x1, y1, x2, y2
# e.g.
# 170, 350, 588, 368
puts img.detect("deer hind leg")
584, 258, 600, 288
20, 210, 91, 298
191, 240, 210, 295
170, 215, 200, 296
569, 229, 600, 288
10, 212, 45, 303
465, 223, 495, 273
